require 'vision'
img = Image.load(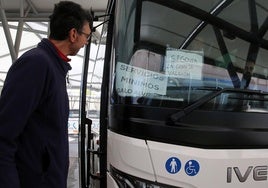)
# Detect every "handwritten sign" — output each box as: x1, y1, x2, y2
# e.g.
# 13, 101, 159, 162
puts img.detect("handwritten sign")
116, 62, 167, 97
165, 49, 203, 79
